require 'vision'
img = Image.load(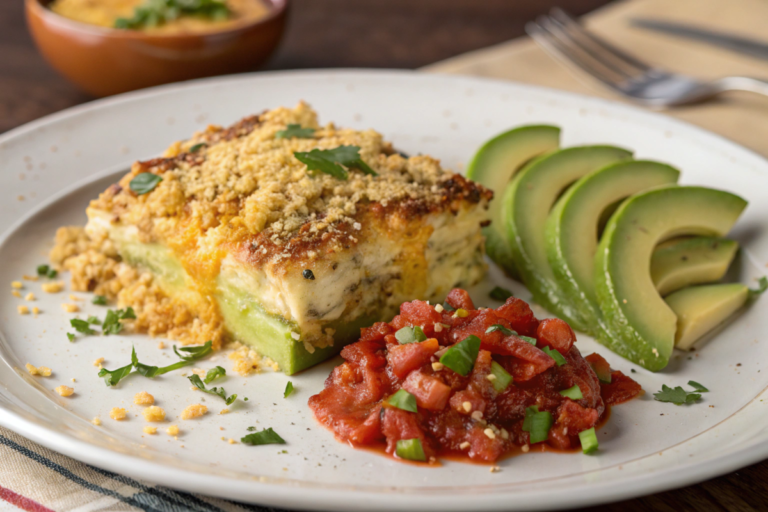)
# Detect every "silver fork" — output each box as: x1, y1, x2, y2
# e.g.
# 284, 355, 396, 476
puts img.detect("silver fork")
526, 8, 768, 107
